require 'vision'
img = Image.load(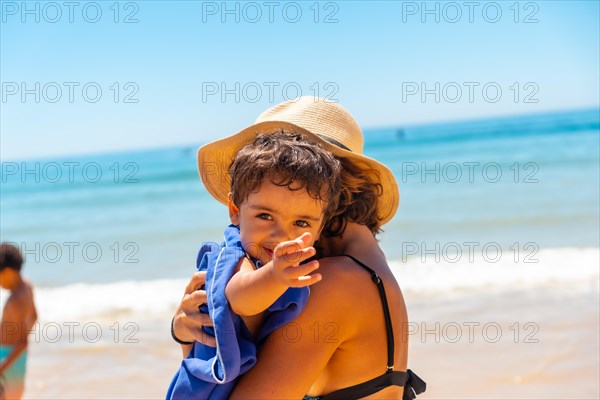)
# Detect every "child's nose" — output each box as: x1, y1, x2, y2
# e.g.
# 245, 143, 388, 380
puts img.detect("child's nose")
271, 223, 293, 242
